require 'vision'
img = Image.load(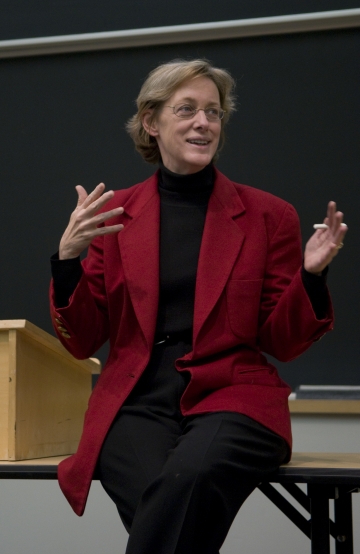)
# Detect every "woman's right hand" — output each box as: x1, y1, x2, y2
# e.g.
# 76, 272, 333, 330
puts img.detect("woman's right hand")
59, 183, 124, 260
